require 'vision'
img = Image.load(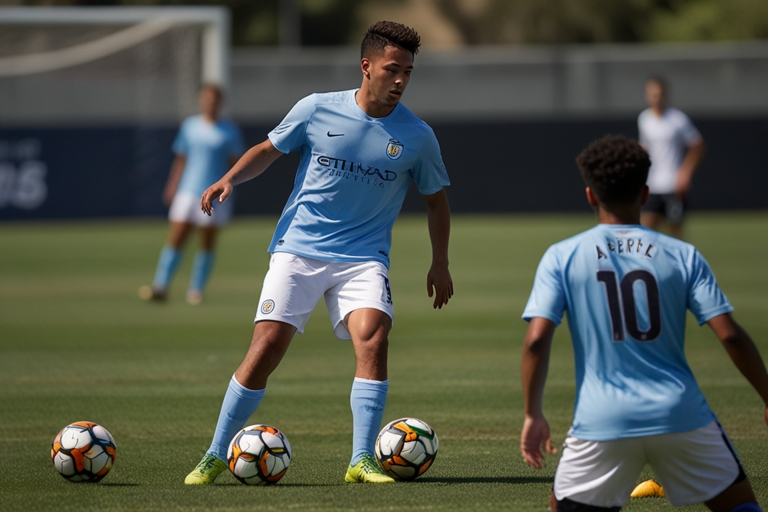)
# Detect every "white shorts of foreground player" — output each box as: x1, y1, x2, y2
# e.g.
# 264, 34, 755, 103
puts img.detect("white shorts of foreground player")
254, 252, 394, 340
554, 420, 743, 508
